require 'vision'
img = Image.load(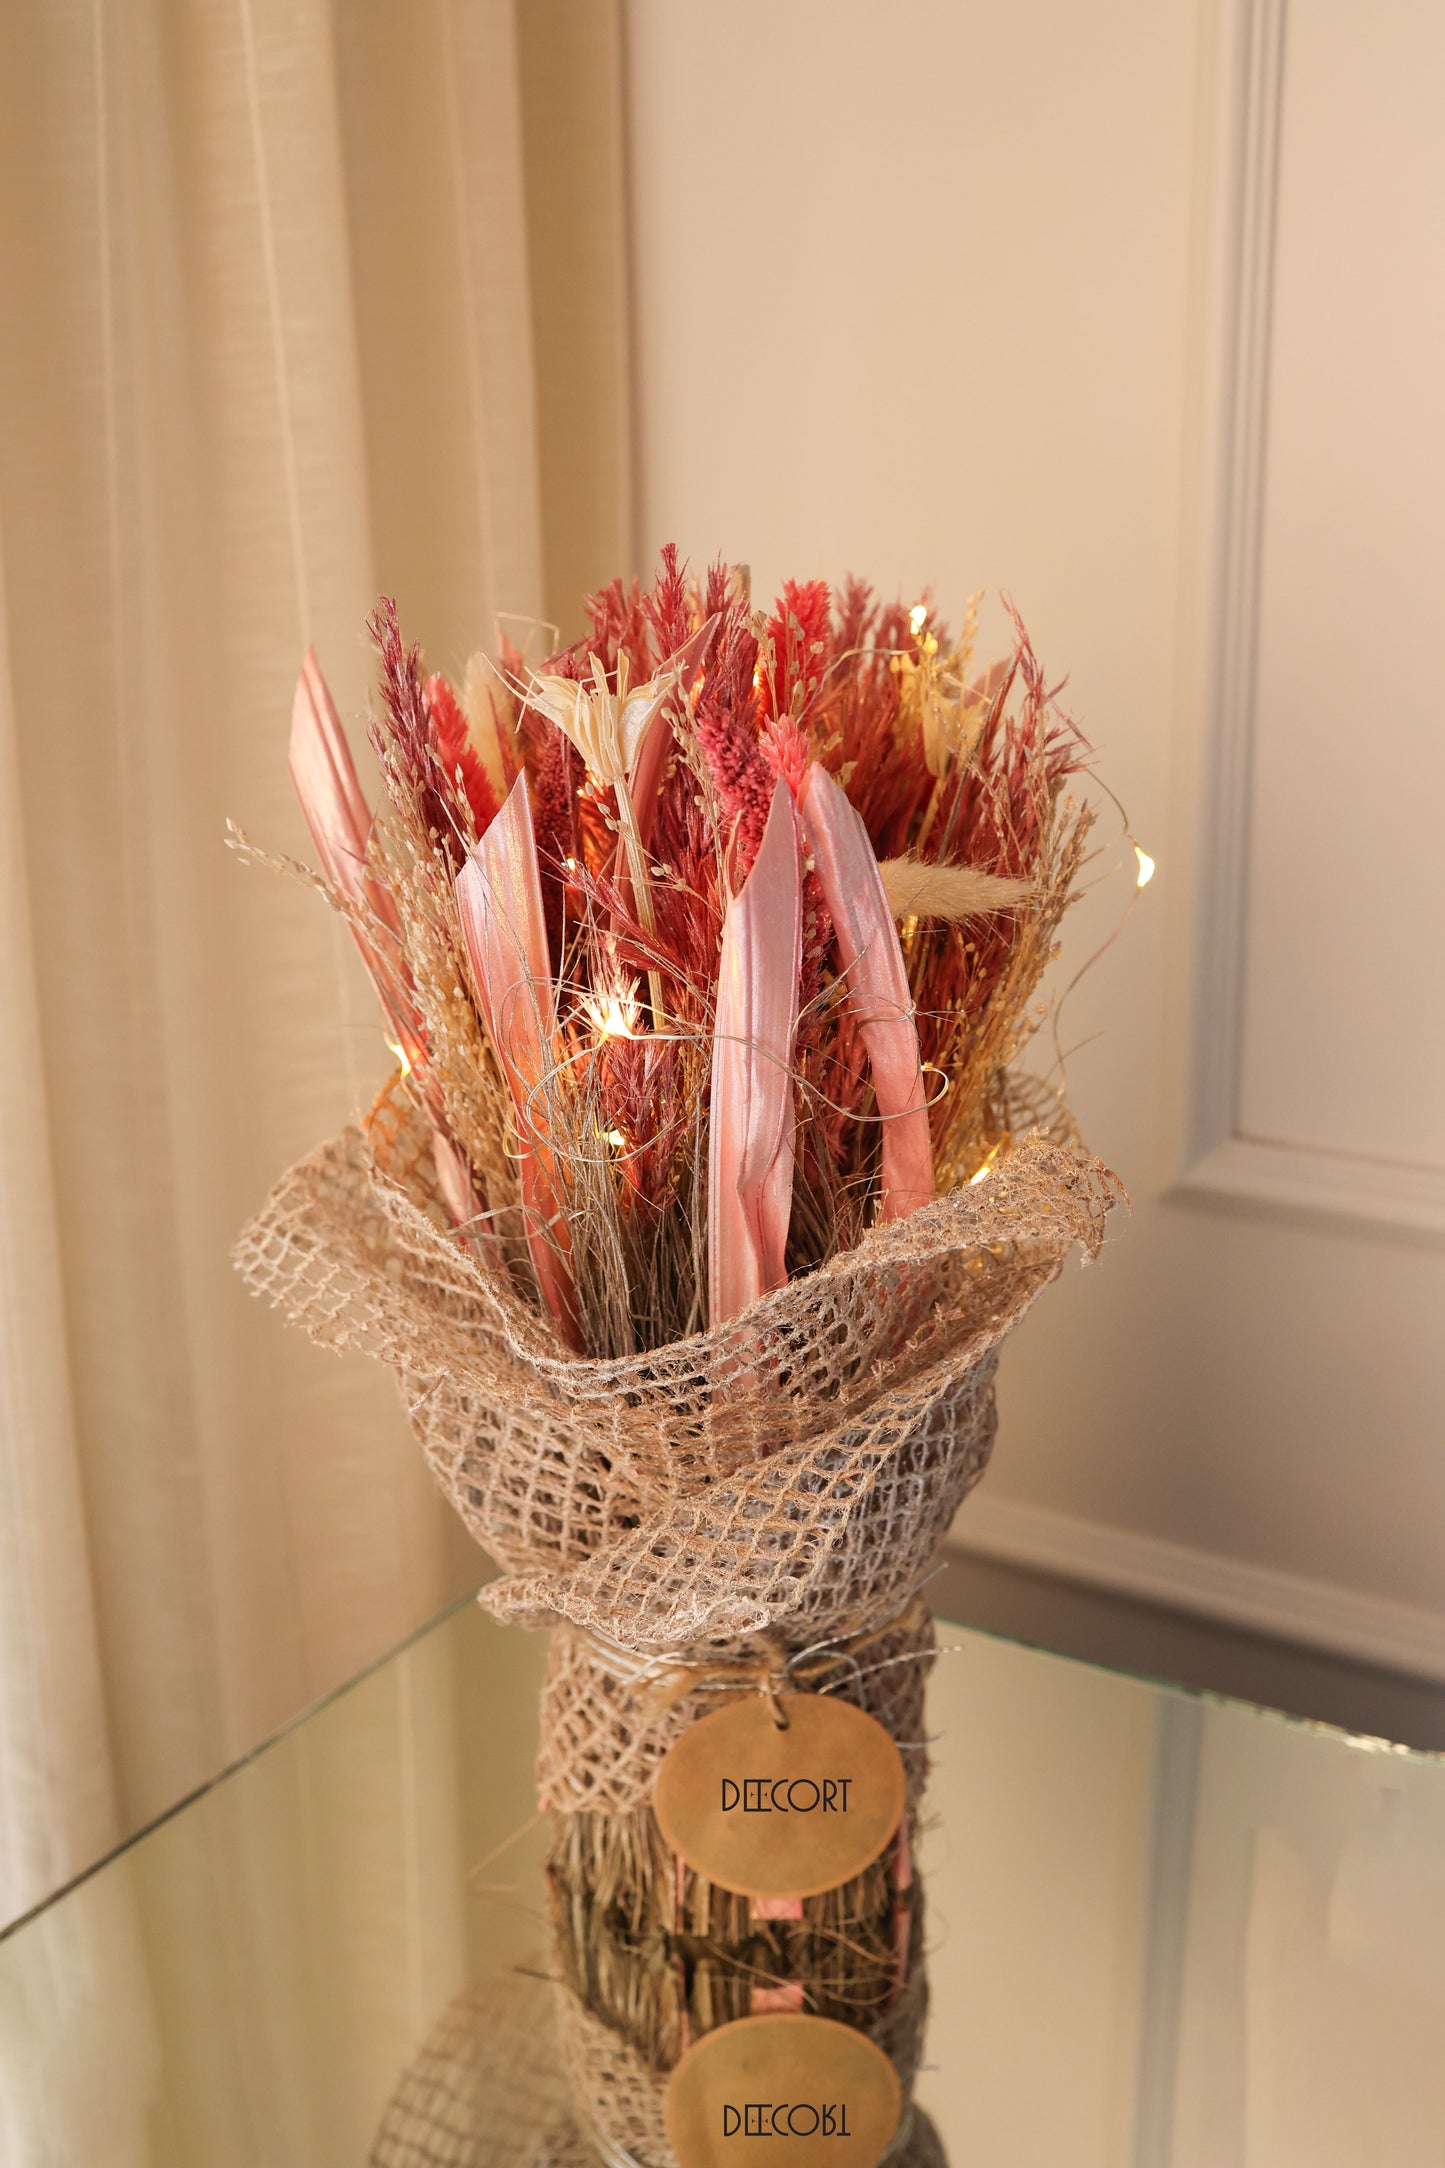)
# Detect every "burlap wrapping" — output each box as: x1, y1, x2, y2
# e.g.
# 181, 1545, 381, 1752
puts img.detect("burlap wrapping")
234, 1088, 1116, 1689
537, 1599, 937, 1818
241, 1091, 1116, 2168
